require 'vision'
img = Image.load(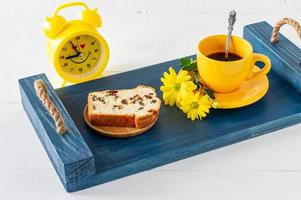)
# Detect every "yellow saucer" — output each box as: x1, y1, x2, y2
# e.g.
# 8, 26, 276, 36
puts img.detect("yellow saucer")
215, 66, 269, 109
